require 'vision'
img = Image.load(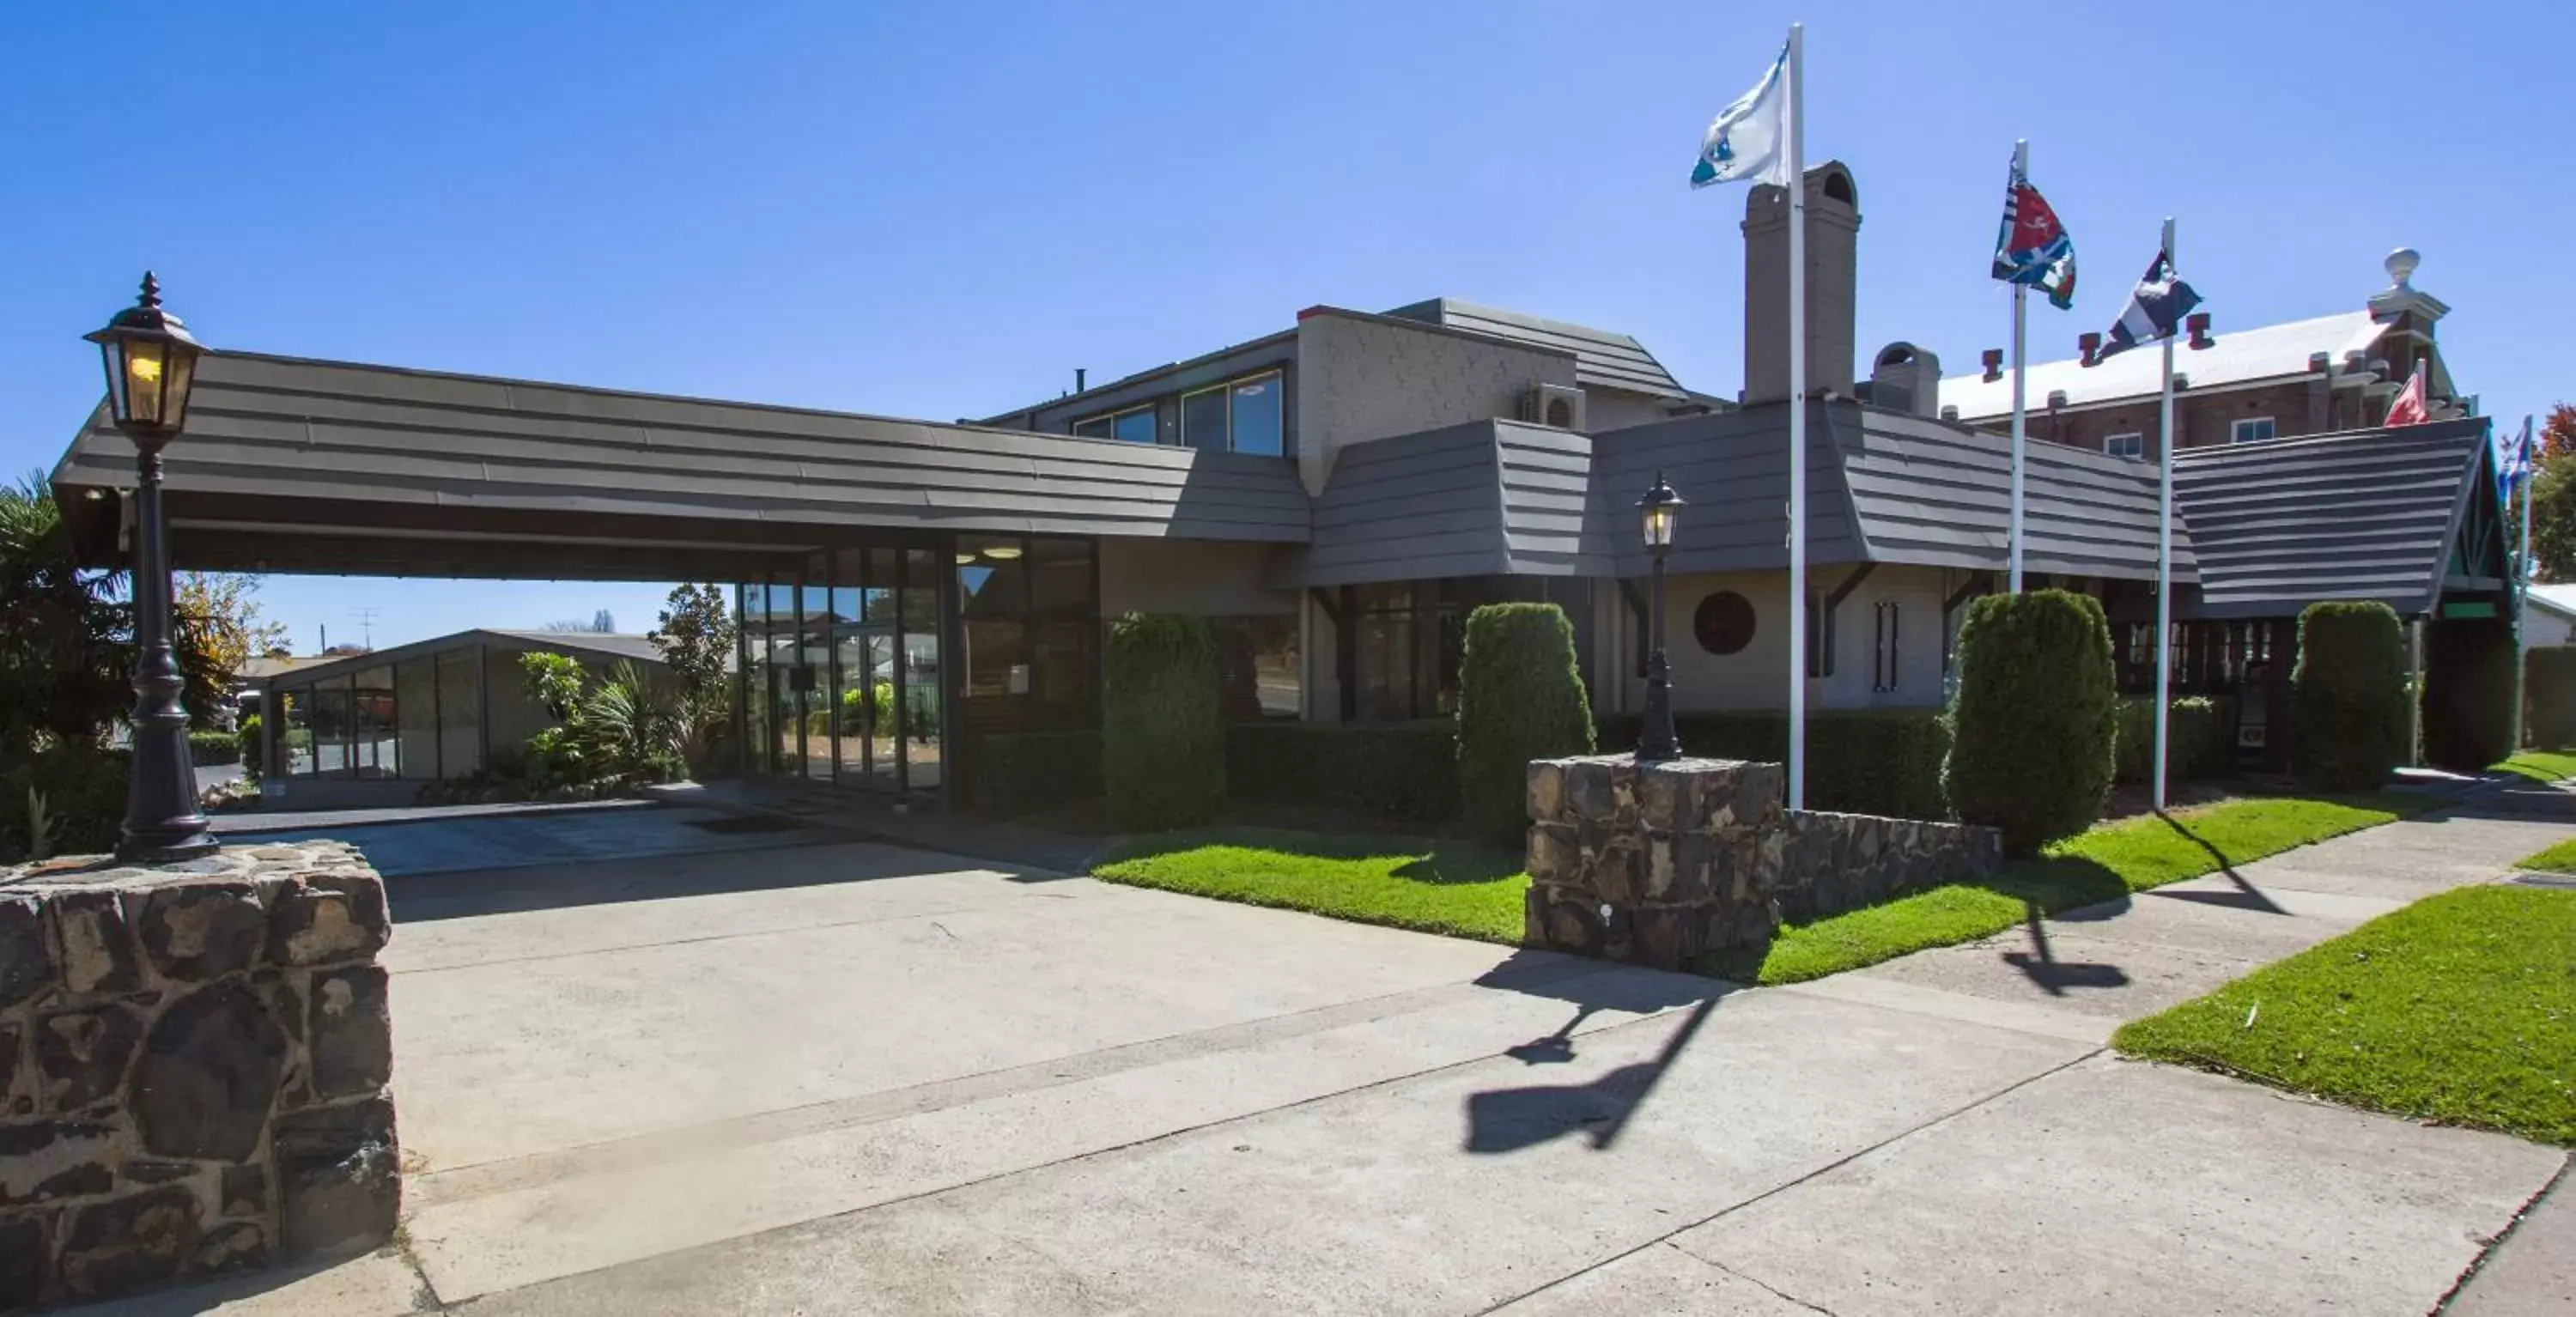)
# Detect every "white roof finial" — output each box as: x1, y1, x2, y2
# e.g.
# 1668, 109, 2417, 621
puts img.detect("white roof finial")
2385, 246, 2421, 289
